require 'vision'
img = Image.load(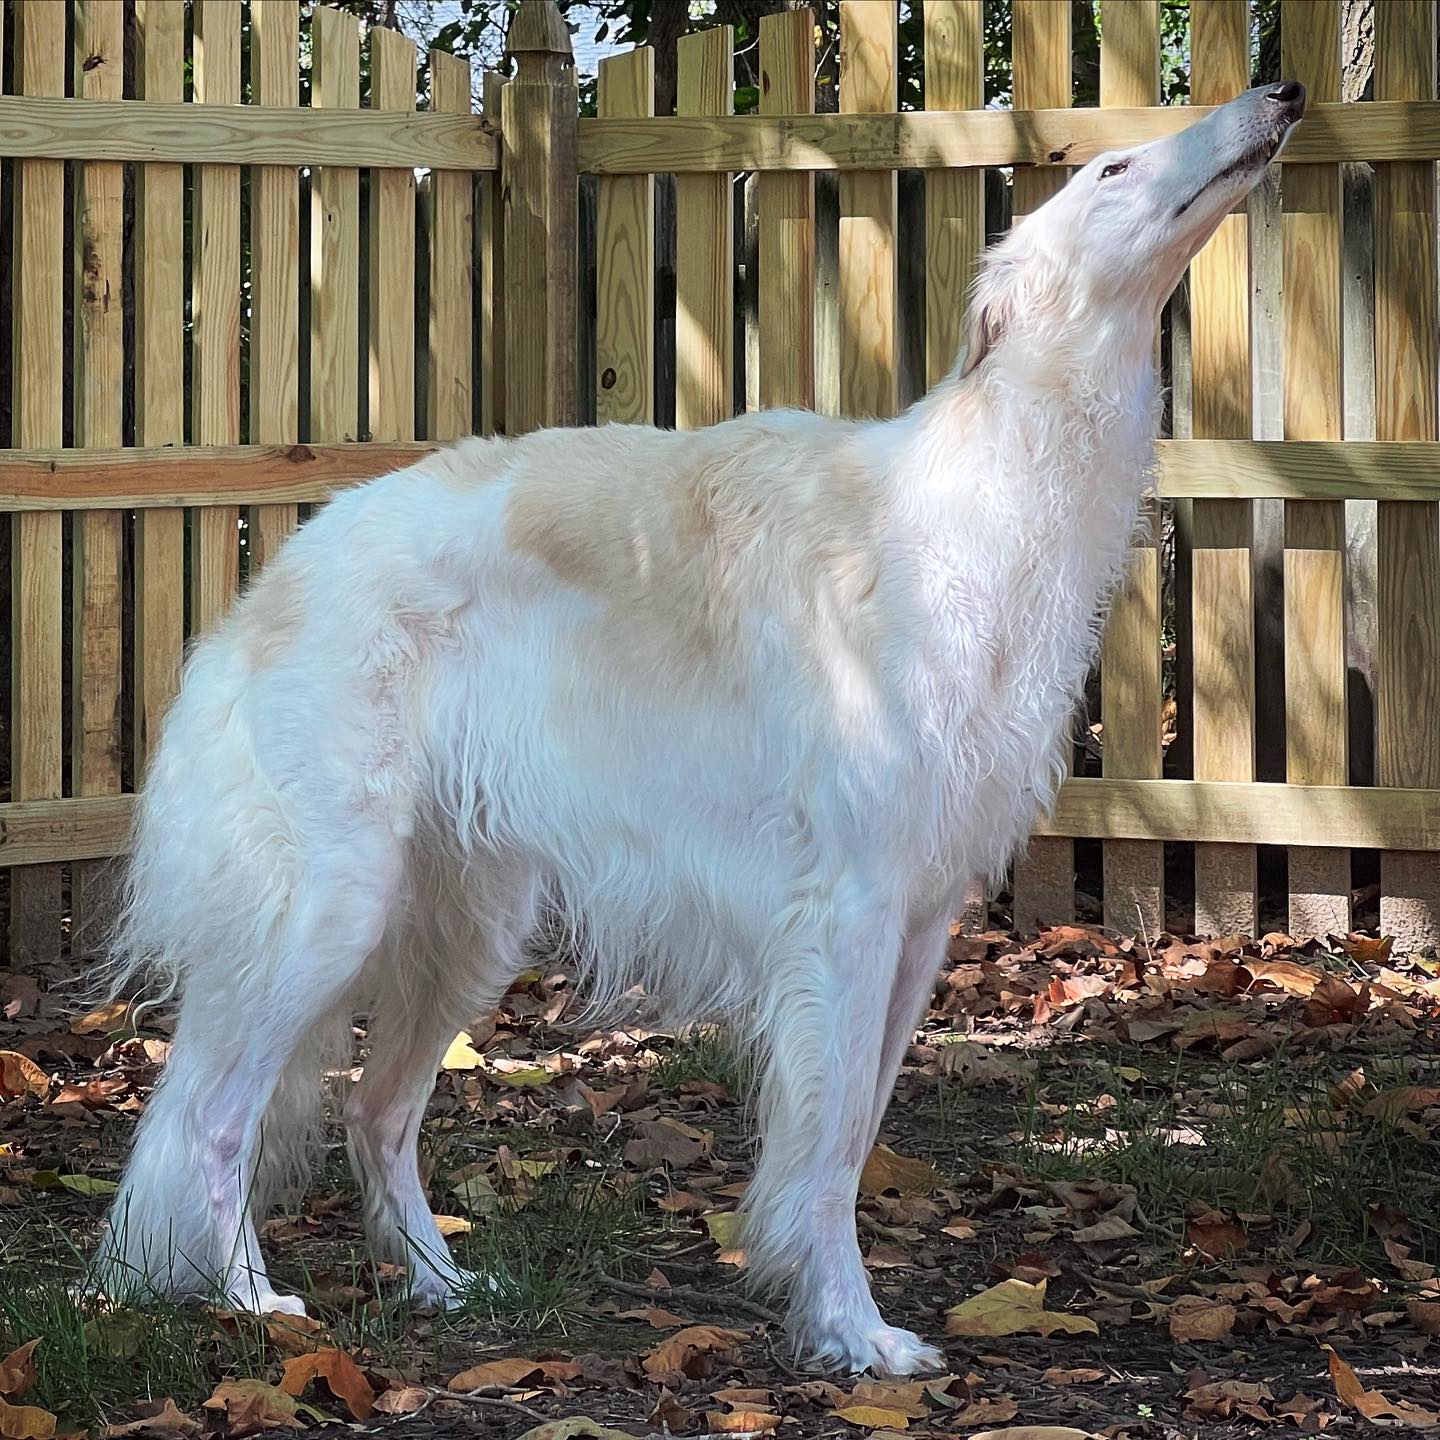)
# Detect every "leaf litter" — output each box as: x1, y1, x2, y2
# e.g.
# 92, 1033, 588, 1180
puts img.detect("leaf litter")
2, 925, 1440, 1434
